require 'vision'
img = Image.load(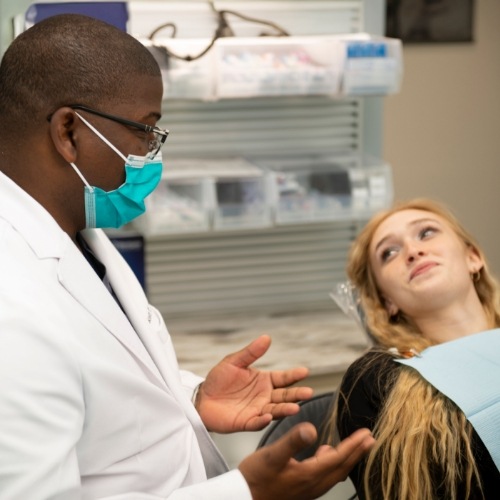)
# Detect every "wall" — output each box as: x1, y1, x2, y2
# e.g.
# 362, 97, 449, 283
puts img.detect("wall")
383, 0, 500, 274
